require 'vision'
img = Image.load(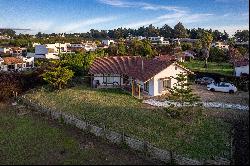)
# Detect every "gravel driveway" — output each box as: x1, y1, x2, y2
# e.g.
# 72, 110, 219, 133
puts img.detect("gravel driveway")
192, 84, 249, 106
